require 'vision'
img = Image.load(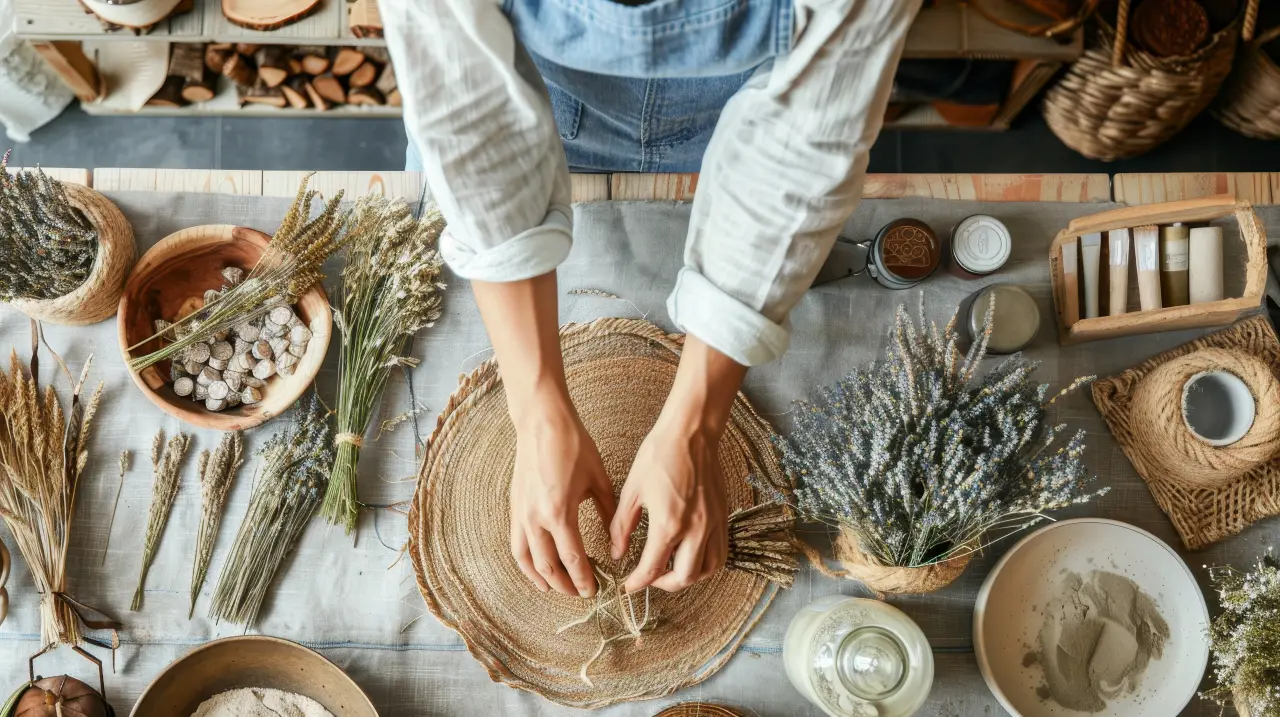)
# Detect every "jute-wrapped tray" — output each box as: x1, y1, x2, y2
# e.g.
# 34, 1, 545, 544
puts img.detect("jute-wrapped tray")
408, 319, 787, 708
